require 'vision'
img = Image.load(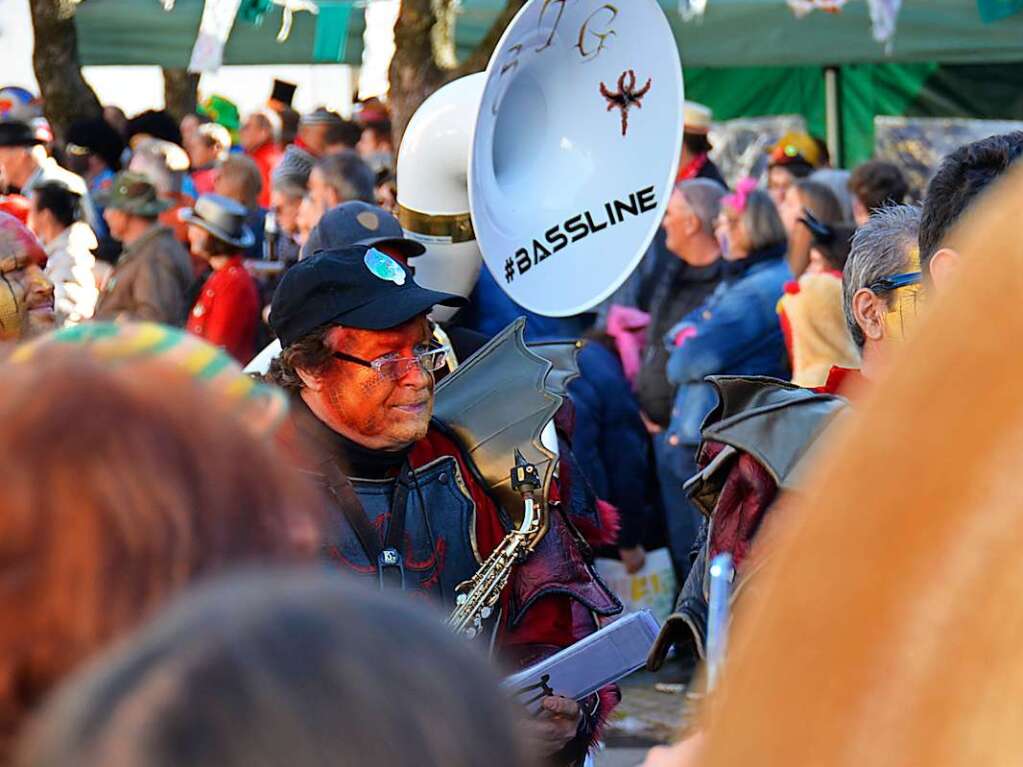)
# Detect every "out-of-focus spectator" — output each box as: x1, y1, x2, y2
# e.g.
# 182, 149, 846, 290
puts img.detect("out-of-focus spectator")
63, 117, 126, 244
94, 172, 192, 324
296, 192, 318, 248
675, 101, 725, 187
267, 145, 314, 264
848, 160, 909, 226
239, 109, 283, 208
0, 210, 55, 340
357, 117, 394, 176
214, 154, 265, 260
375, 169, 397, 212
778, 179, 843, 277
297, 108, 344, 156
661, 180, 791, 578
0, 122, 93, 225
325, 118, 364, 155
267, 78, 298, 115
570, 337, 657, 574
777, 213, 859, 388
637, 179, 726, 430
766, 131, 824, 206
187, 122, 231, 197
0, 334, 321, 761
102, 106, 128, 138
197, 95, 241, 145
268, 178, 304, 265
124, 109, 182, 151
16, 571, 533, 767
179, 112, 207, 148
63, 118, 123, 194
279, 106, 301, 147
28, 181, 98, 325
306, 150, 375, 228
182, 195, 260, 363
129, 137, 194, 246
809, 167, 854, 221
